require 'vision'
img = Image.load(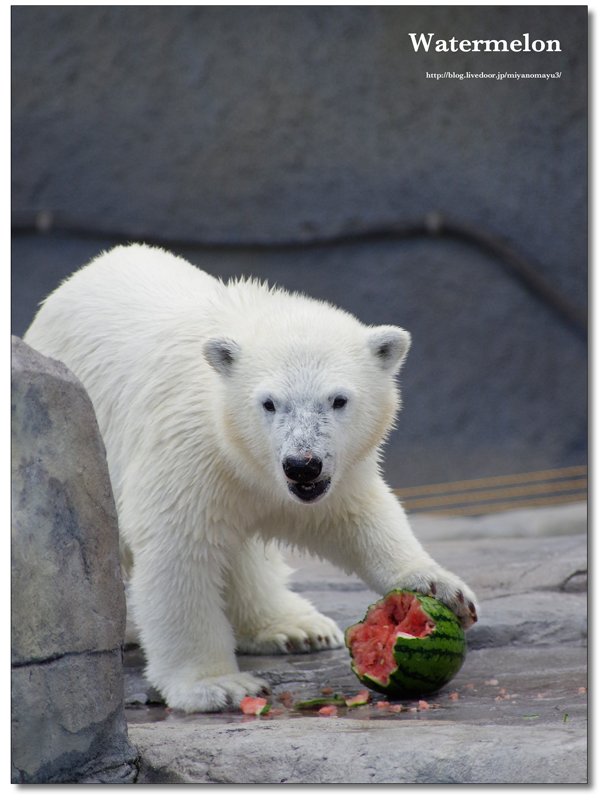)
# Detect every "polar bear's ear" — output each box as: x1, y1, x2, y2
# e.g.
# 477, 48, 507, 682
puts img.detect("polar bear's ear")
203, 338, 241, 376
368, 327, 411, 373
